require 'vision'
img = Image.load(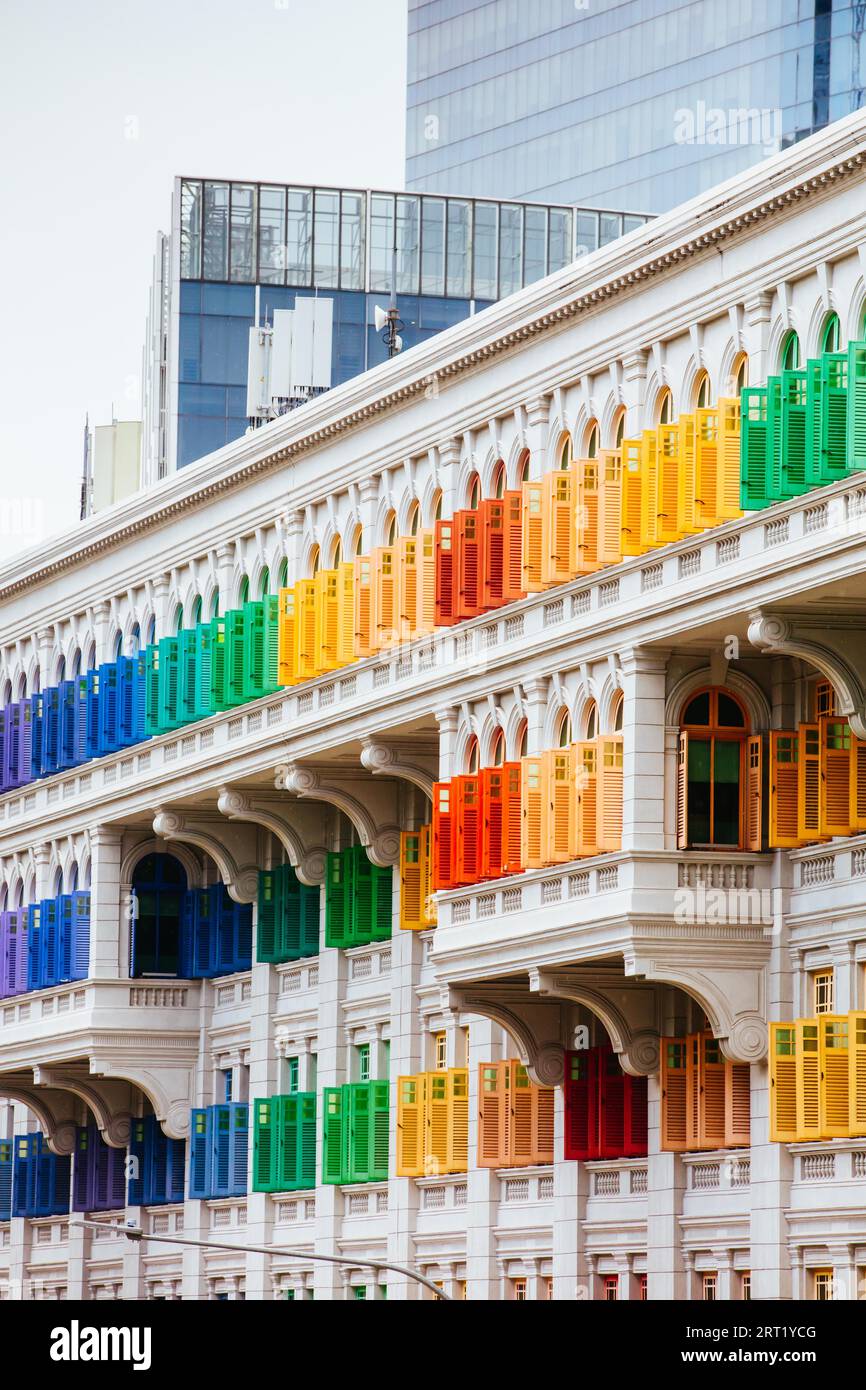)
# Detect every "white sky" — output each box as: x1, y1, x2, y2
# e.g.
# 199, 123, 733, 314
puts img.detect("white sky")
0, 0, 407, 558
